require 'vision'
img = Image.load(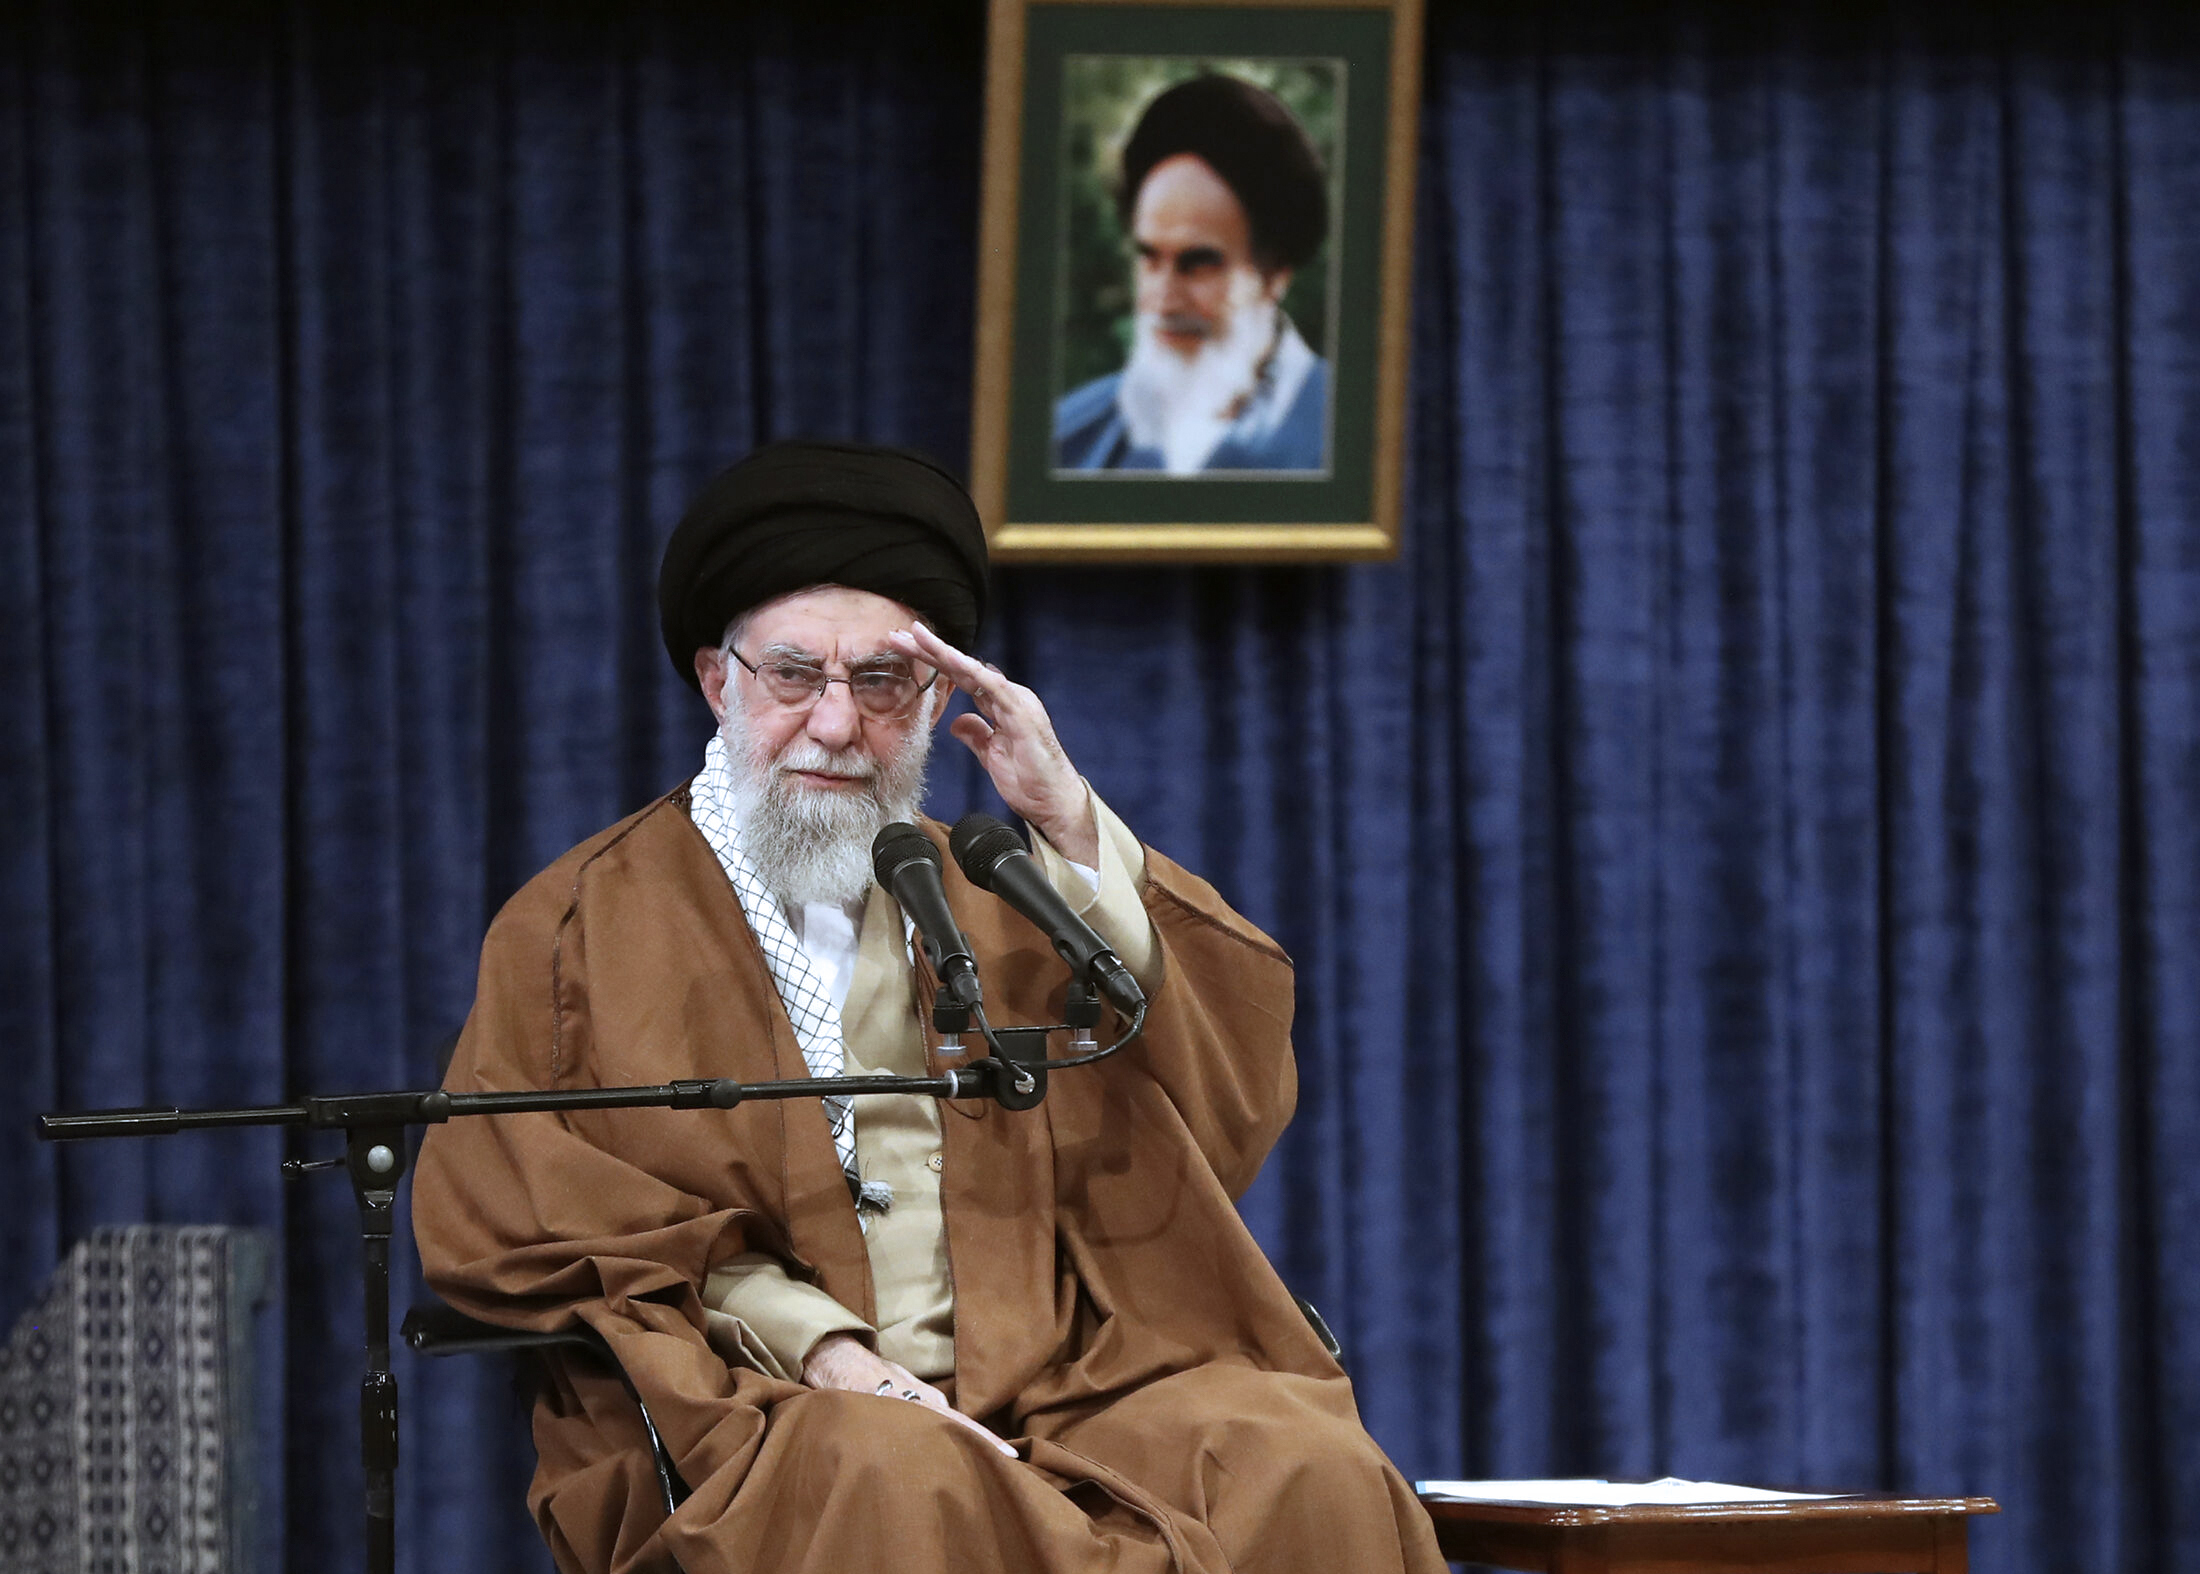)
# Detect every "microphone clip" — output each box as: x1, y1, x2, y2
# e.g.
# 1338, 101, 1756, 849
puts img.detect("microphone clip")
1064, 978, 1101, 1050
970, 1026, 1050, 1112
932, 993, 972, 1043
